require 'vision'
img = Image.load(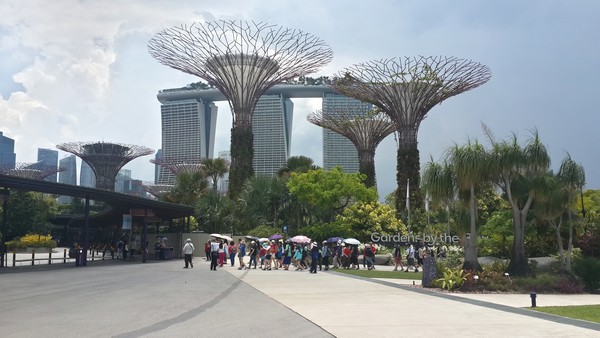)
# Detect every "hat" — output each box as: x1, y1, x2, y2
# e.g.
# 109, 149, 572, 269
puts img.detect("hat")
322, 240, 327, 243
313, 242, 317, 245
341, 243, 346, 246
186, 238, 191, 242
251, 241, 255, 243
